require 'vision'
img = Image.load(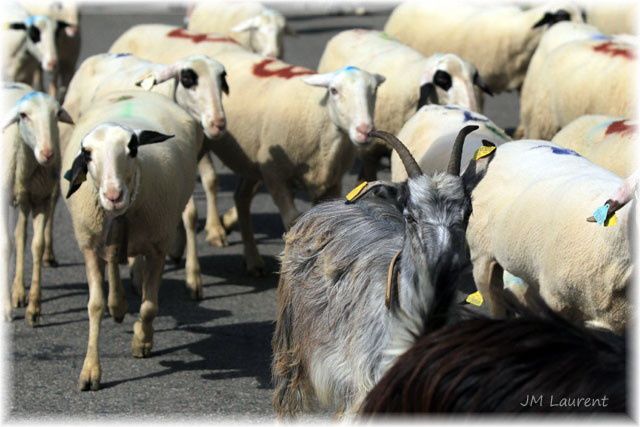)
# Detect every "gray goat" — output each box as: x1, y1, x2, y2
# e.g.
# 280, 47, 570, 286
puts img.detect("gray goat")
272, 125, 484, 416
